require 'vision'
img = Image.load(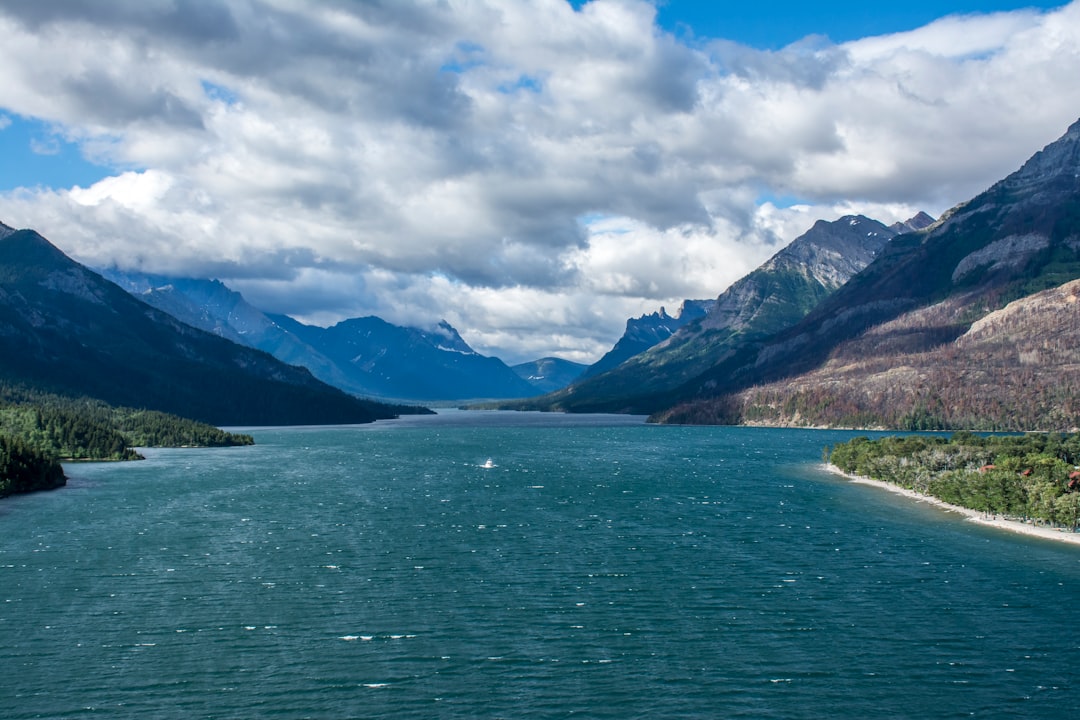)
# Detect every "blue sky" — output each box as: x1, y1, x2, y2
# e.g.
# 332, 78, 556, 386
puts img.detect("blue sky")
1, 0, 1079, 362
0, 115, 110, 191
652, 0, 1067, 47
